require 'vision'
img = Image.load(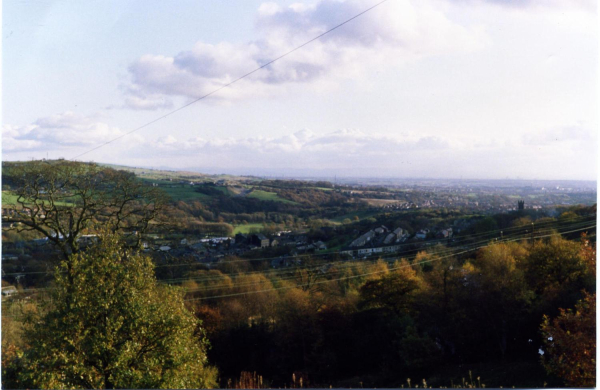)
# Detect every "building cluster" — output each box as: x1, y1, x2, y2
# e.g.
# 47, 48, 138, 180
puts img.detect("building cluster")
233, 232, 326, 254
341, 224, 456, 258
137, 230, 328, 265
341, 225, 409, 258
